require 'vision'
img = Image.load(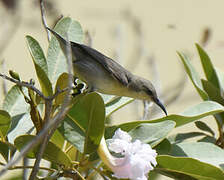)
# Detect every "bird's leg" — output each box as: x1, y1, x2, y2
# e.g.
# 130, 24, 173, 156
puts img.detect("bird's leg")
73, 77, 78, 86
72, 77, 85, 97
72, 76, 96, 96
